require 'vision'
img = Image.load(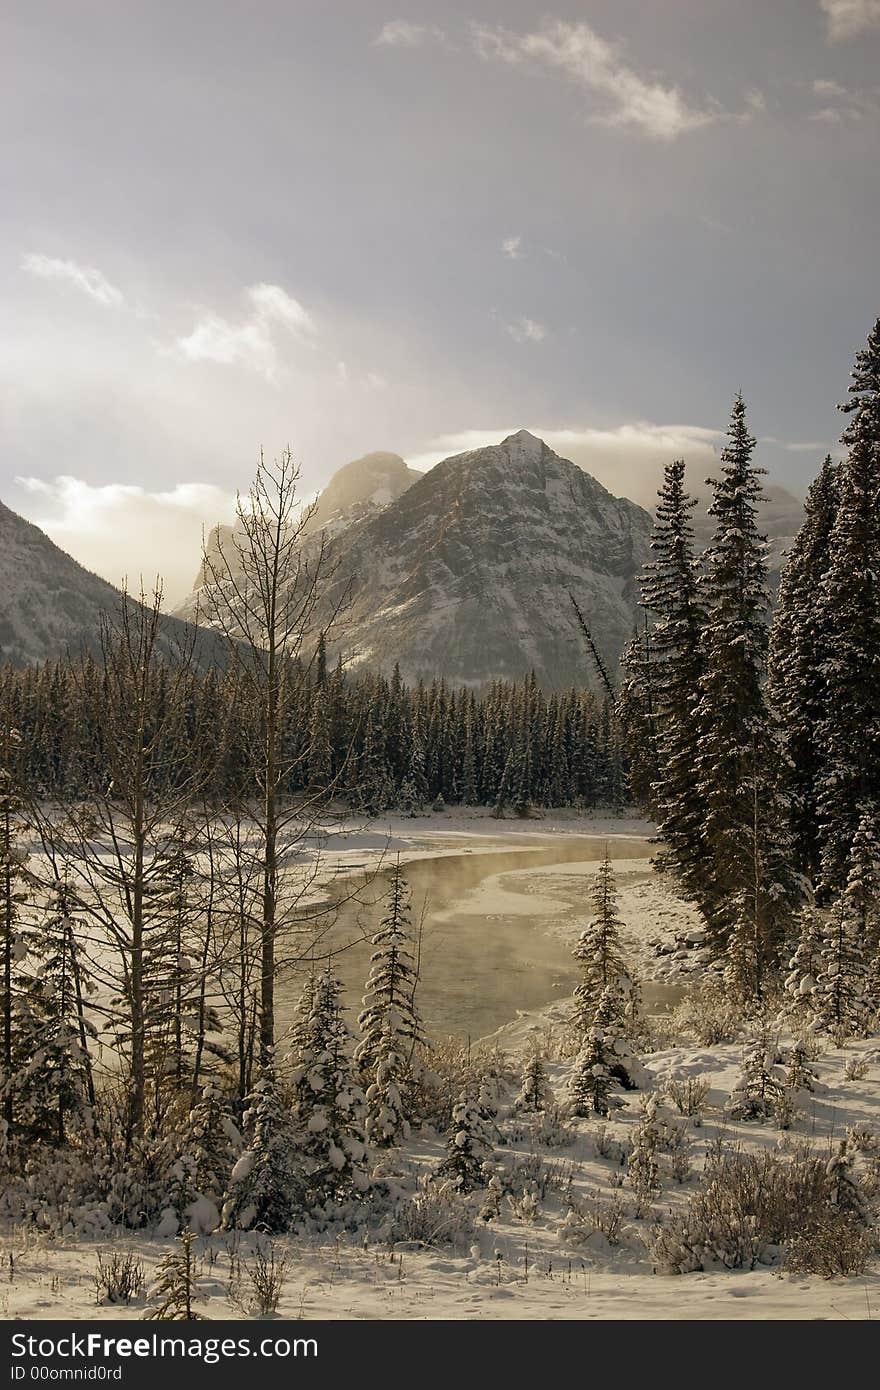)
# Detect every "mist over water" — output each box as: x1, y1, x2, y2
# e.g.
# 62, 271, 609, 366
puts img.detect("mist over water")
277, 836, 653, 1042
